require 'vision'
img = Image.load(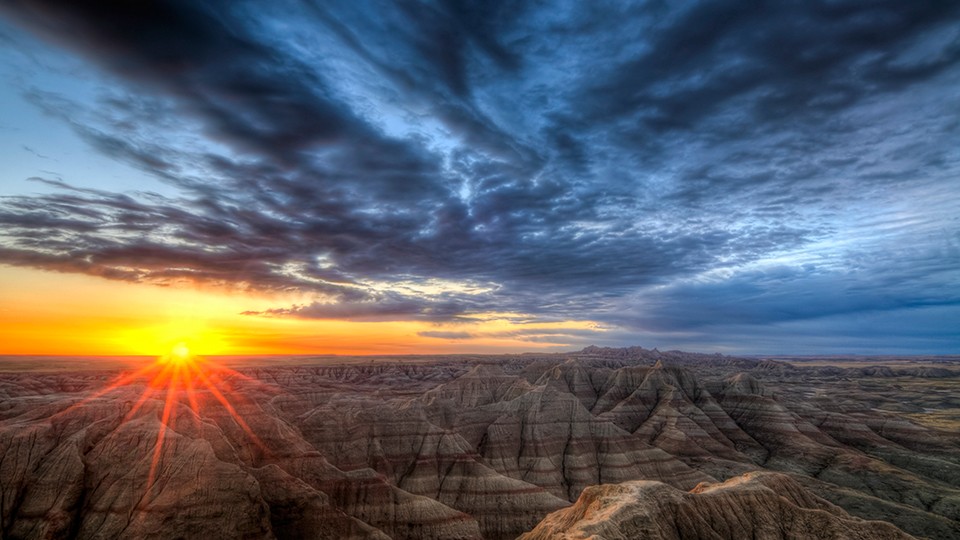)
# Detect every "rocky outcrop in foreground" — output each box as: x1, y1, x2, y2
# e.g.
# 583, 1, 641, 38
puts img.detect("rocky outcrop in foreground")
519, 471, 914, 540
